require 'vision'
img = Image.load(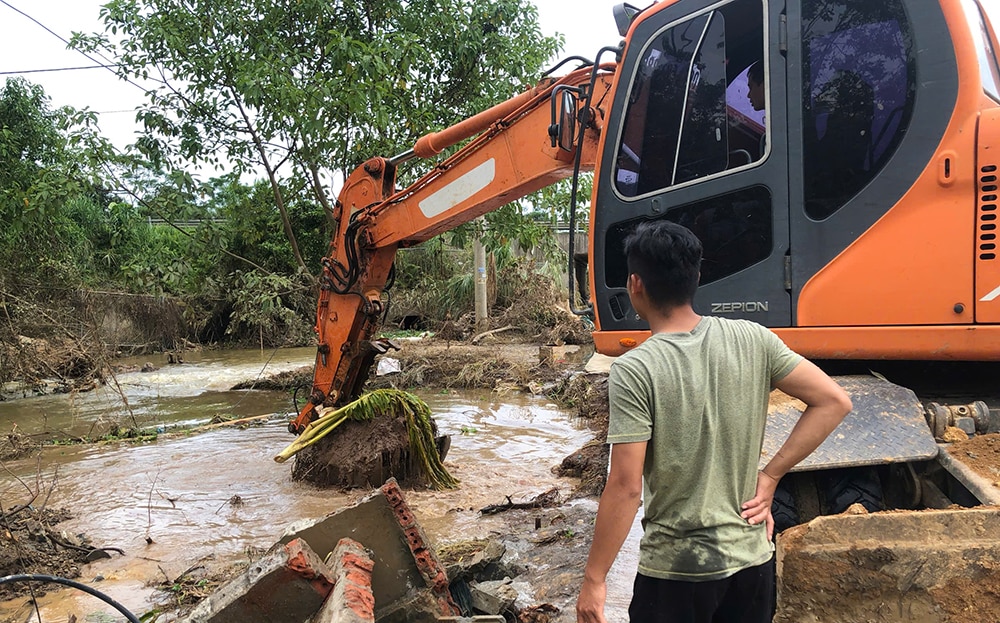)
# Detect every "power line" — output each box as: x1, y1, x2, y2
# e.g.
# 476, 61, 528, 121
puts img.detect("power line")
0, 64, 116, 75
0, 0, 148, 93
